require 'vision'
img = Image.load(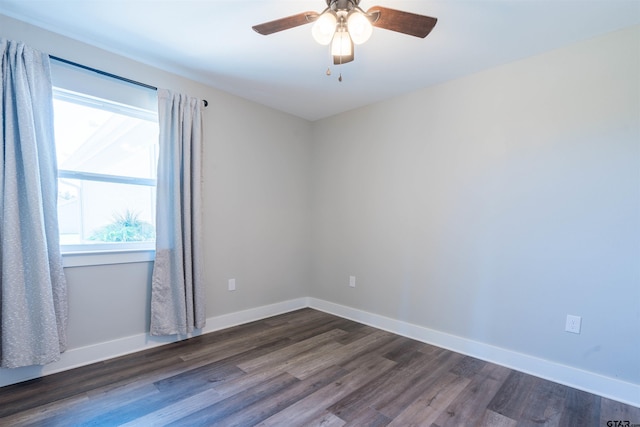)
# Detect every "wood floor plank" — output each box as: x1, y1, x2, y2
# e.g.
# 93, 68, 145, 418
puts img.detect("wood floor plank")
280, 316, 356, 344
449, 354, 487, 378
303, 411, 347, 427
382, 336, 432, 363
558, 387, 601, 427
487, 370, 538, 419
277, 340, 345, 378
333, 323, 381, 345
120, 388, 221, 427
179, 308, 340, 364
164, 371, 299, 426
518, 377, 566, 427
479, 409, 518, 427
177, 320, 300, 363
237, 329, 347, 373
153, 359, 245, 392
373, 349, 465, 419
77, 364, 241, 426
327, 344, 453, 422
0, 389, 92, 426
0, 353, 186, 418
211, 365, 347, 427
432, 362, 512, 426
600, 396, 640, 426
262, 307, 328, 327
0, 308, 636, 427
341, 406, 391, 426
387, 372, 471, 427
54, 382, 163, 425
257, 353, 398, 426
126, 365, 344, 427
286, 329, 396, 379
